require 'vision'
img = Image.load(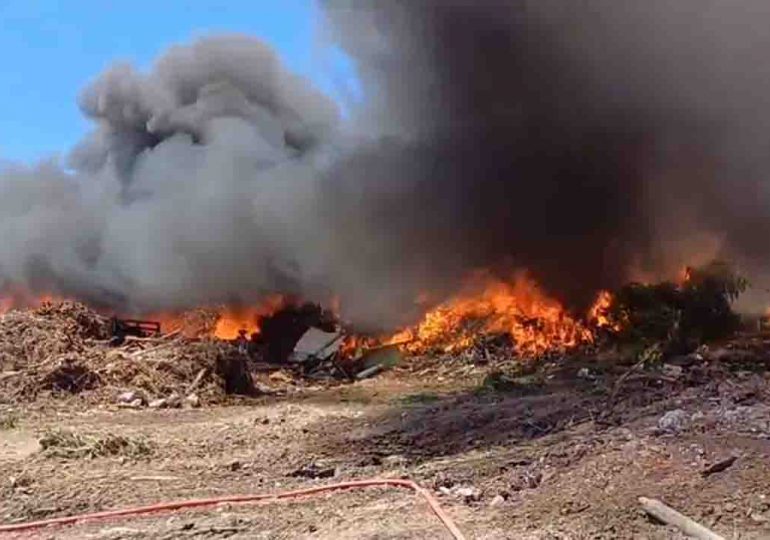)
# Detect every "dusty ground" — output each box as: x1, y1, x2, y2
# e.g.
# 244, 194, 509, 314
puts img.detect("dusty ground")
2, 339, 770, 539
